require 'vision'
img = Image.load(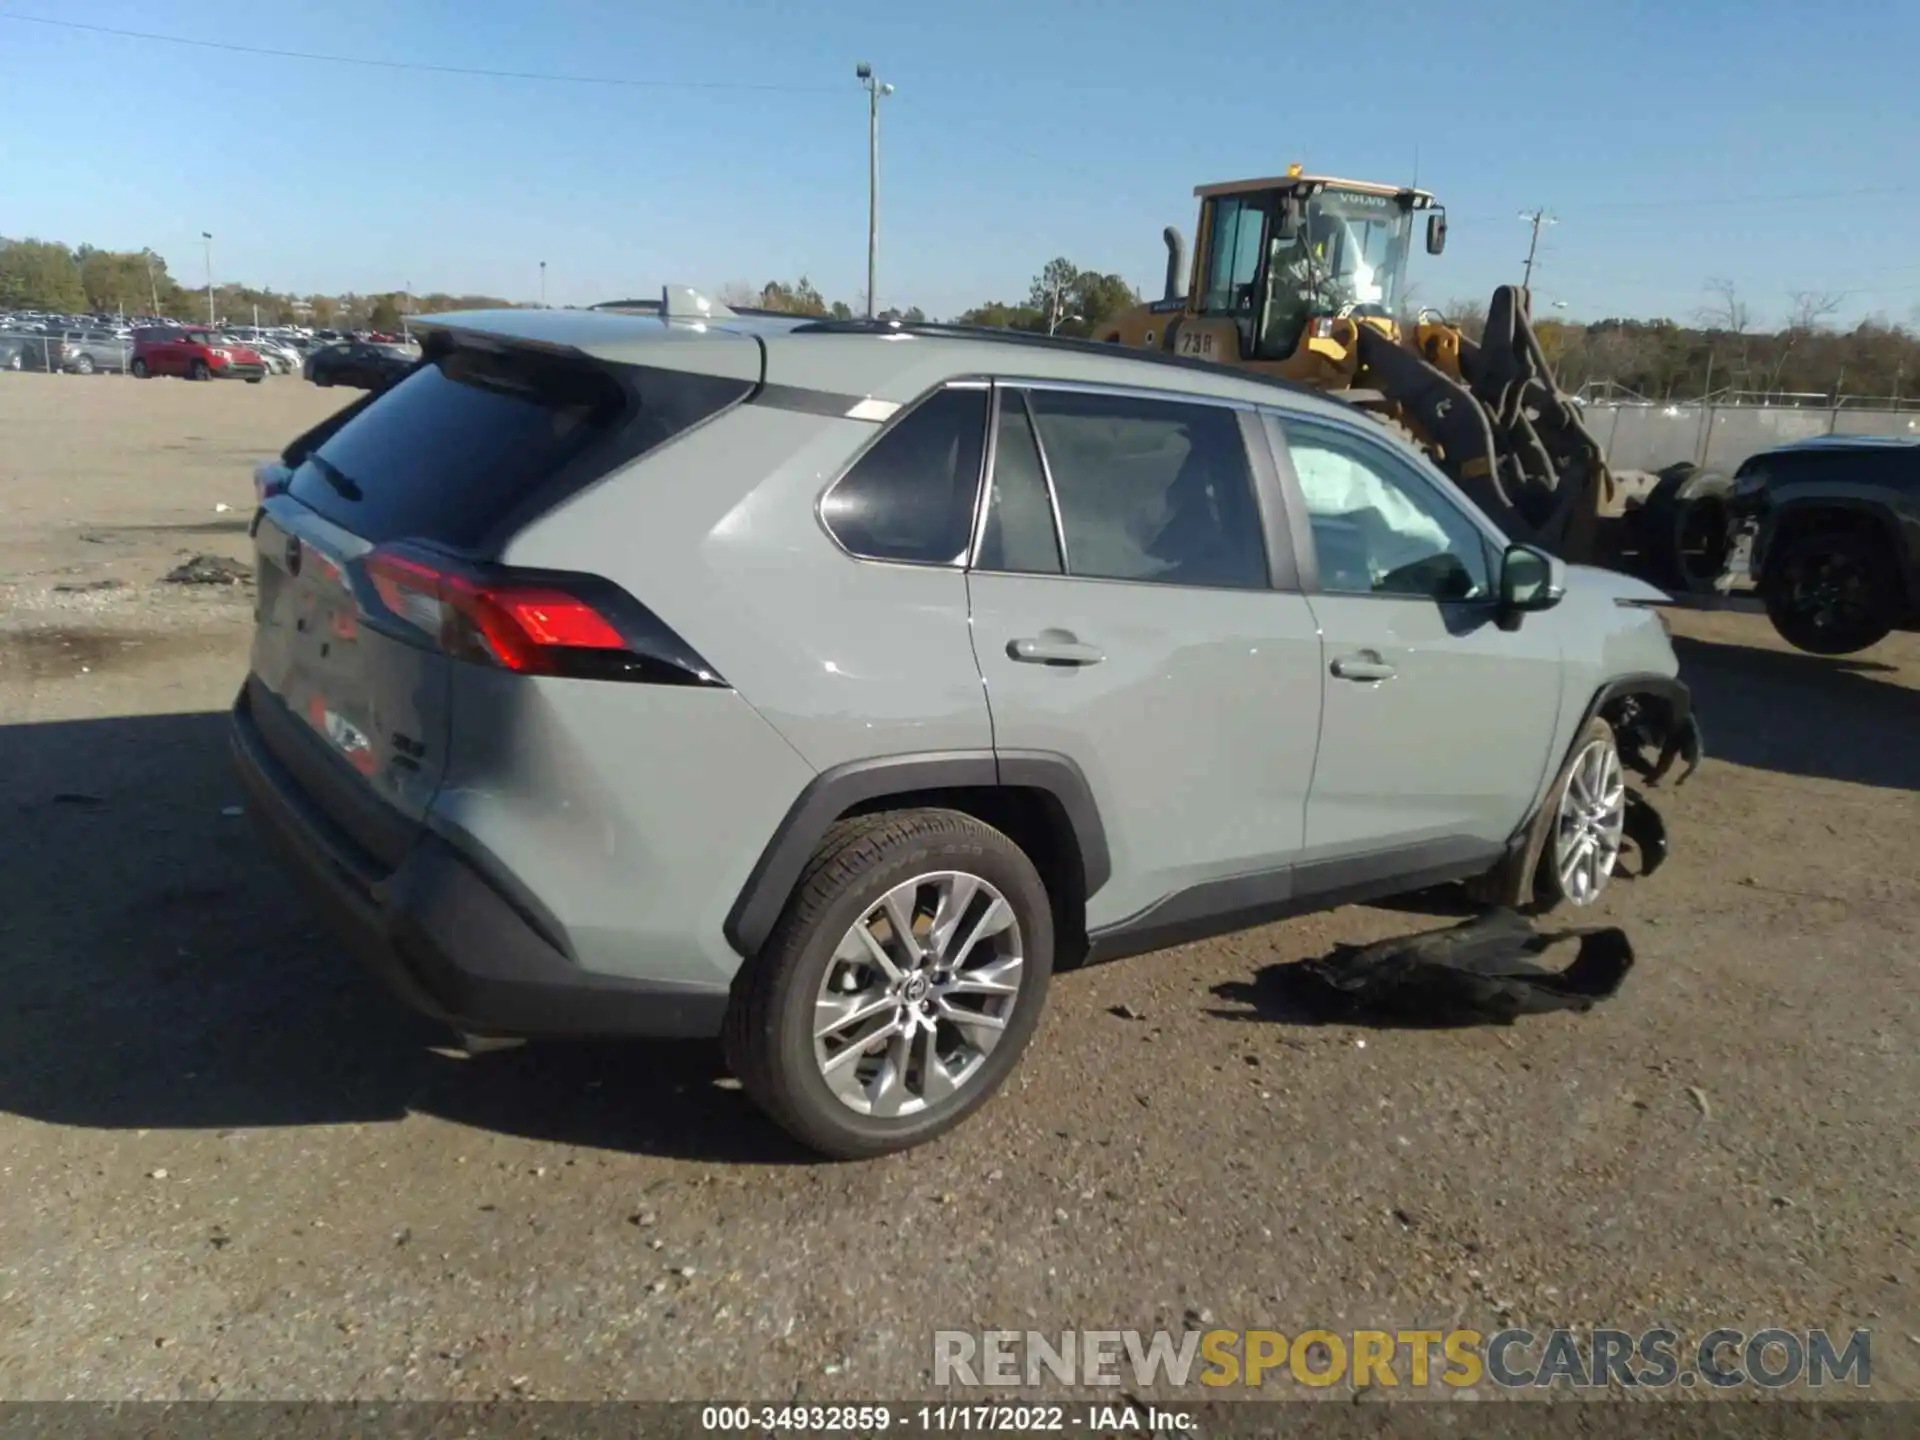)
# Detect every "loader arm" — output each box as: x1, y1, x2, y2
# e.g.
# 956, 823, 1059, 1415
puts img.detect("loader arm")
1356, 285, 1613, 562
